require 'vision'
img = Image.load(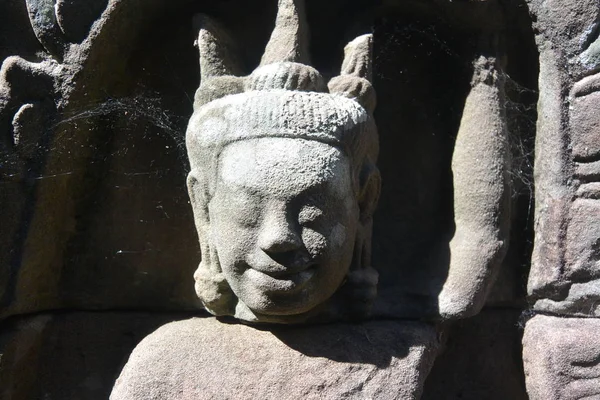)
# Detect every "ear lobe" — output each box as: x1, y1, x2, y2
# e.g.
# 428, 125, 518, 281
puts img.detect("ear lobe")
358, 164, 381, 222
187, 171, 208, 219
